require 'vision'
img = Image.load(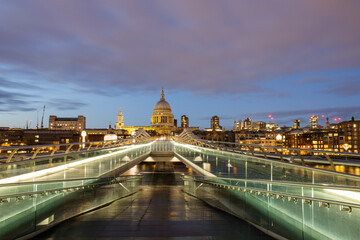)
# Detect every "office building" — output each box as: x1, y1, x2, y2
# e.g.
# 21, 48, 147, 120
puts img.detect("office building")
181, 115, 189, 128
293, 120, 300, 129
309, 115, 319, 129
49, 115, 86, 130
